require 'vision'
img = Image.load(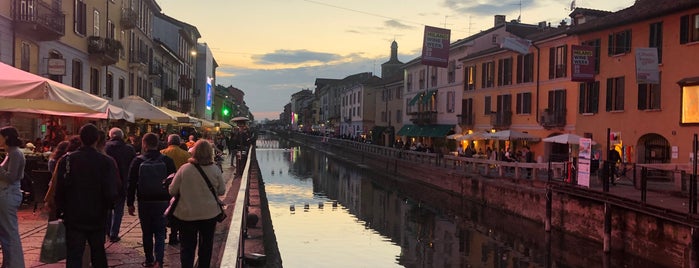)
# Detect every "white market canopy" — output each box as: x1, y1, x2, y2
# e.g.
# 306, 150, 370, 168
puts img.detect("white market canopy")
112, 96, 175, 124
0, 62, 109, 116
158, 106, 200, 127
542, 133, 597, 145
487, 130, 541, 141
83, 104, 135, 123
